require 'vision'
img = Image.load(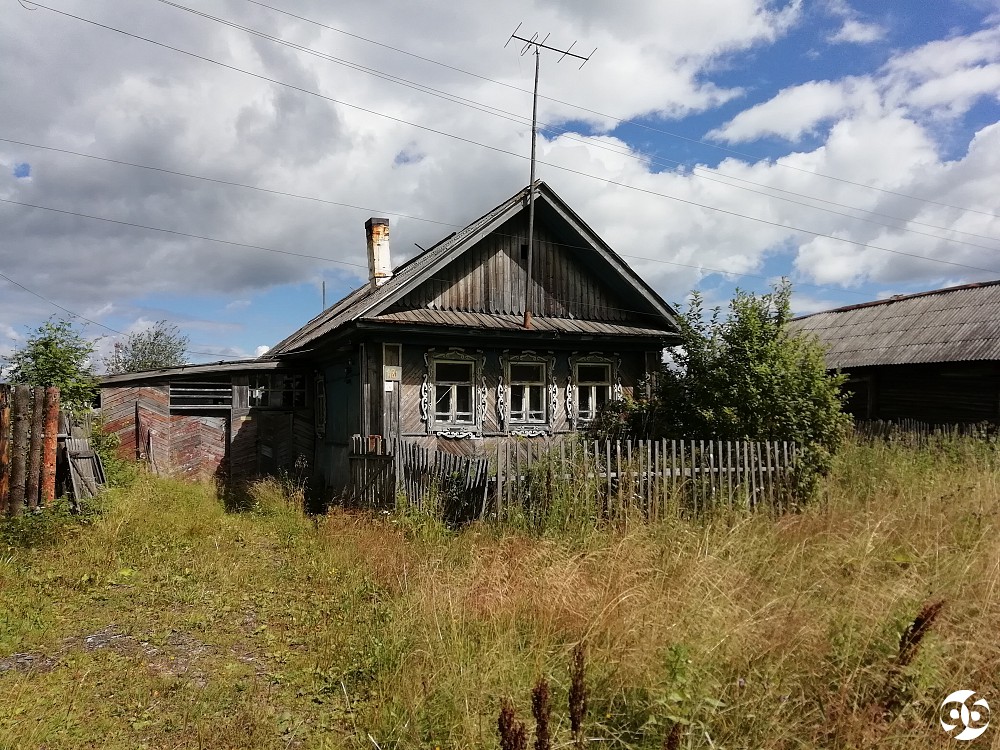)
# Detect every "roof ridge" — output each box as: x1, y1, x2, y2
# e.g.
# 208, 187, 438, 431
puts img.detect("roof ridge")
793, 278, 1000, 320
